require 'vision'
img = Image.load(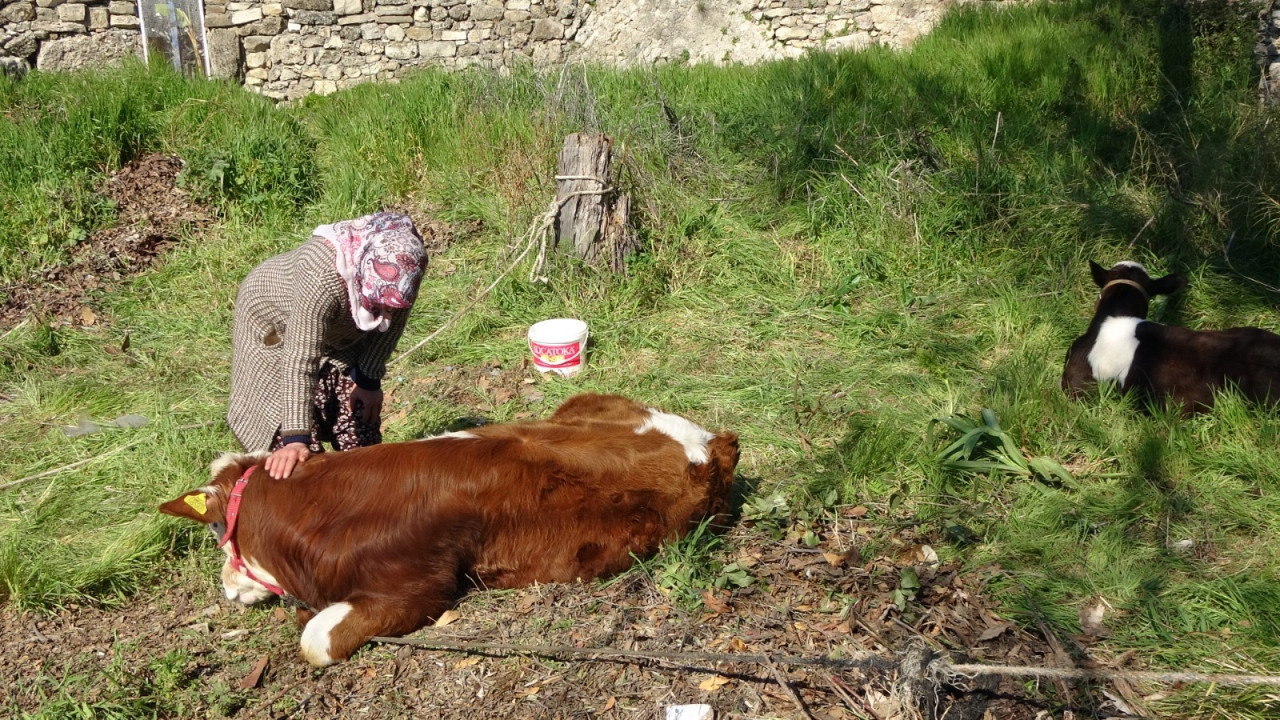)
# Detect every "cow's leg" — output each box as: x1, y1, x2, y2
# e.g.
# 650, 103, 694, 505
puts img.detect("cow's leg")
298, 588, 460, 666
